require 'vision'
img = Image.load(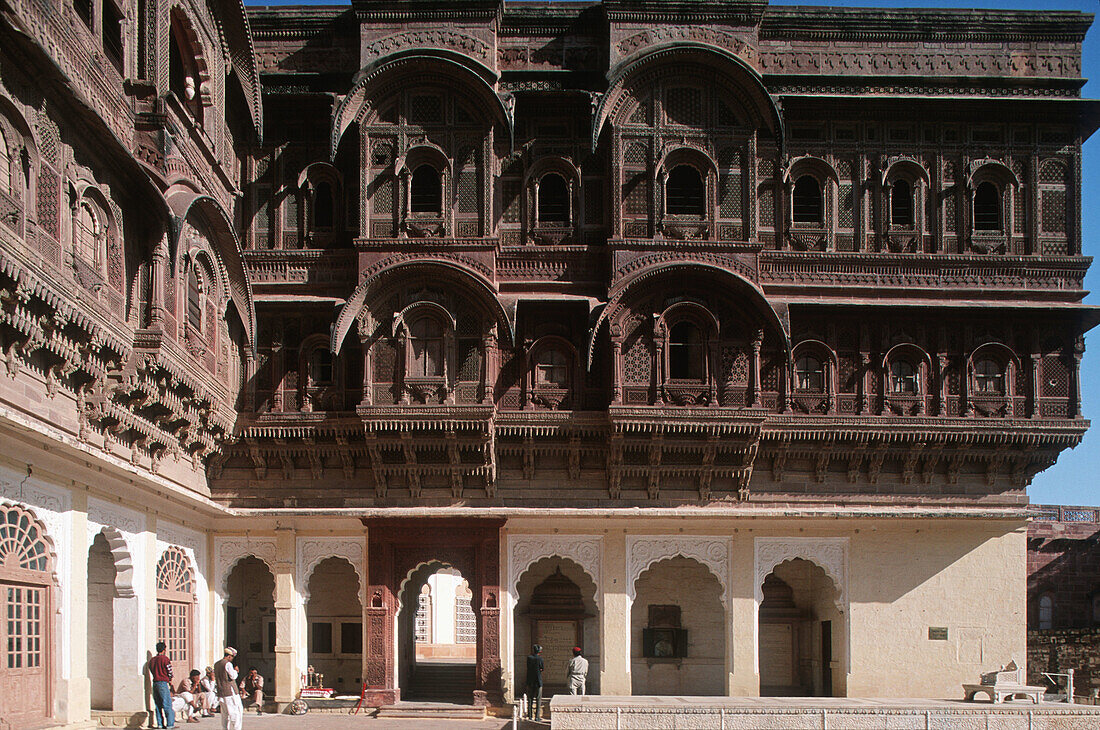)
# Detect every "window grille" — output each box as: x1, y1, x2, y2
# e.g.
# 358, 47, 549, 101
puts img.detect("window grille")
666, 165, 704, 216
455, 595, 476, 644
795, 356, 825, 392
973, 358, 1005, 395
890, 179, 914, 226
415, 592, 431, 643
973, 182, 1000, 231
538, 174, 569, 223
792, 176, 823, 224
669, 322, 704, 381
411, 165, 441, 214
